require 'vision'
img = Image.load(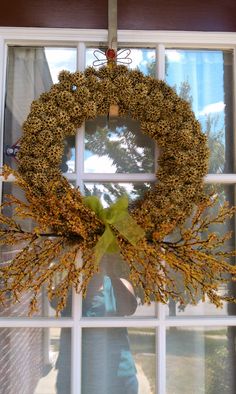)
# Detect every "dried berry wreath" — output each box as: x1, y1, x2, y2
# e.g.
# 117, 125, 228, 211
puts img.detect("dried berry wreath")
1, 65, 235, 314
